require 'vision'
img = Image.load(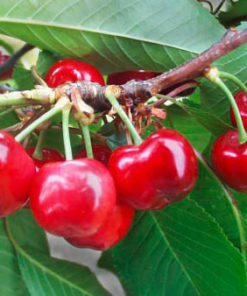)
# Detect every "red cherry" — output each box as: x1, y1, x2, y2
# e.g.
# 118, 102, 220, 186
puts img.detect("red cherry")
211, 130, 247, 192
230, 91, 247, 129
109, 128, 198, 210
75, 145, 112, 166
26, 147, 64, 170
107, 70, 159, 85
30, 159, 116, 237
45, 59, 105, 87
66, 201, 134, 250
0, 54, 13, 80
0, 131, 35, 217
